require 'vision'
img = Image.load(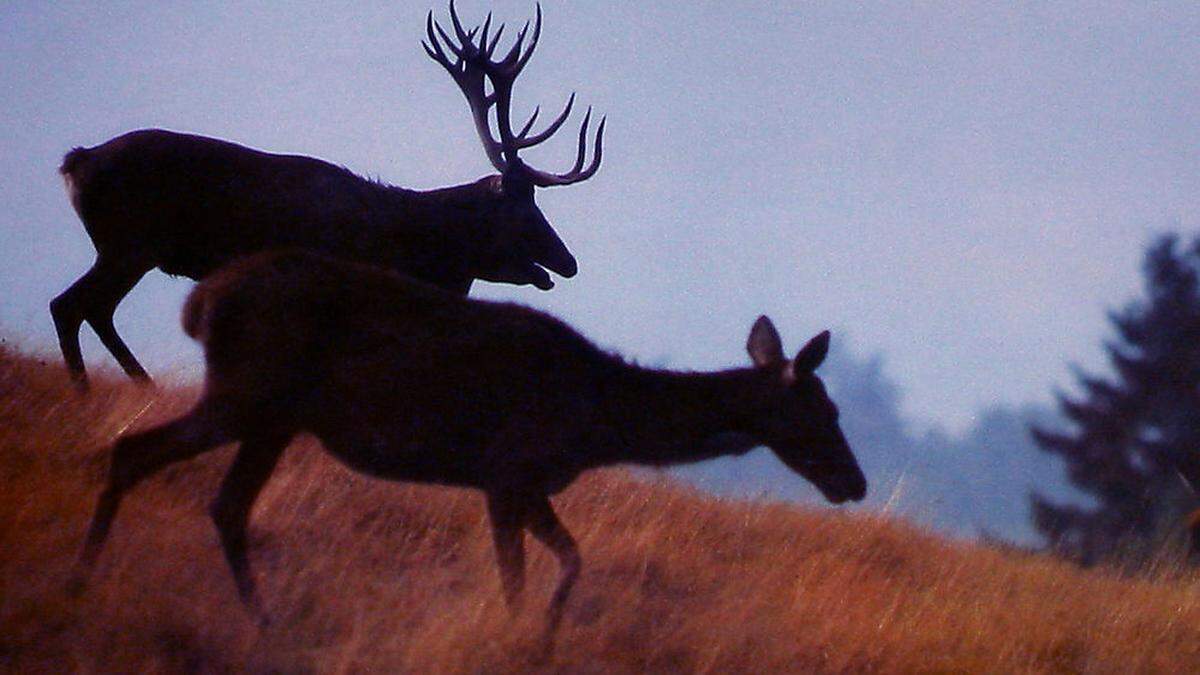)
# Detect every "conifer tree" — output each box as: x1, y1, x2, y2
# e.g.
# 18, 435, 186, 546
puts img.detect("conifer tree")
1031, 234, 1200, 565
